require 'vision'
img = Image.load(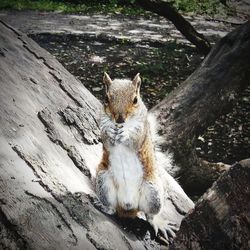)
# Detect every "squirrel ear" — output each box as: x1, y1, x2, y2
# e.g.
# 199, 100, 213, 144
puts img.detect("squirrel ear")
103, 72, 112, 89
132, 73, 141, 91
